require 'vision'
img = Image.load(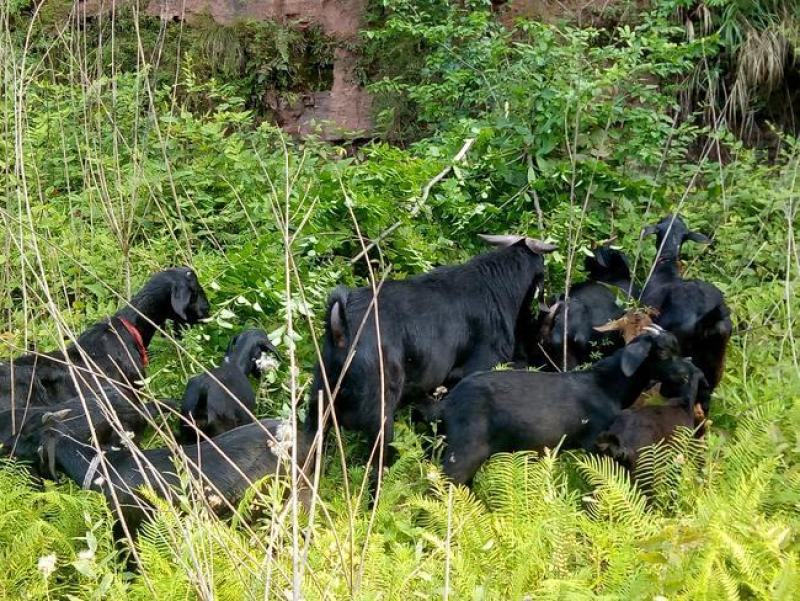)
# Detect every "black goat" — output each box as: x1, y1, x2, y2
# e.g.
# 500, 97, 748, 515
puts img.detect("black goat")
640, 214, 732, 410
0, 362, 51, 409
40, 417, 313, 534
1, 387, 172, 469
429, 326, 685, 484
181, 329, 279, 439
537, 246, 637, 369
595, 357, 708, 470
307, 235, 556, 469
3, 268, 210, 403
